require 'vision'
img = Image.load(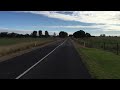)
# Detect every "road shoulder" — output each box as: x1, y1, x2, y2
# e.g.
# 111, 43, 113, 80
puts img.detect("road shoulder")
71, 39, 94, 78
0, 39, 62, 63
